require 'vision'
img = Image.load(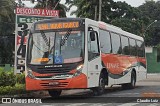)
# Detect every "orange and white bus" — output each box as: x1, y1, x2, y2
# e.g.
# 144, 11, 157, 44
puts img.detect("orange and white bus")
25, 18, 146, 97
